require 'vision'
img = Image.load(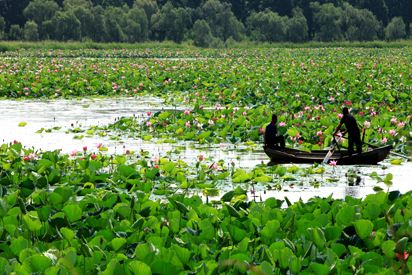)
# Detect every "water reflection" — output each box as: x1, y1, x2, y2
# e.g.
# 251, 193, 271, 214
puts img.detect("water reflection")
0, 97, 411, 205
